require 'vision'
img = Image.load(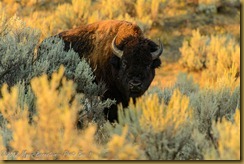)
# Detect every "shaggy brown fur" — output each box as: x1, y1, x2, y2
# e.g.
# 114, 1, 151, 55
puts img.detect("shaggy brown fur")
59, 20, 143, 81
